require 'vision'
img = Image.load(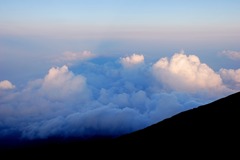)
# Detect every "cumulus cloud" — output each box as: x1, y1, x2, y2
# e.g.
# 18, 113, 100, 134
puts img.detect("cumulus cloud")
55, 50, 96, 65
120, 54, 144, 68
221, 50, 240, 60
0, 52, 238, 141
40, 65, 89, 101
152, 51, 225, 94
219, 68, 240, 89
0, 80, 15, 90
